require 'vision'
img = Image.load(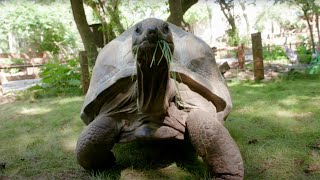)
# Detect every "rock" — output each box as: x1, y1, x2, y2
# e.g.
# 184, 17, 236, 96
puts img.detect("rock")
218, 61, 230, 75
248, 139, 258, 144
0, 162, 6, 170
